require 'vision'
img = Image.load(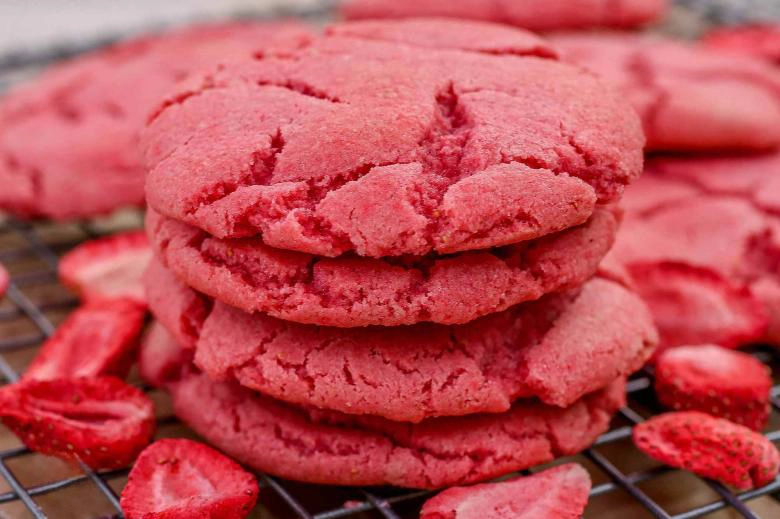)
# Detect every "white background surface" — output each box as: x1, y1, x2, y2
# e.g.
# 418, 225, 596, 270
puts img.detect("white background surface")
0, 0, 329, 52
